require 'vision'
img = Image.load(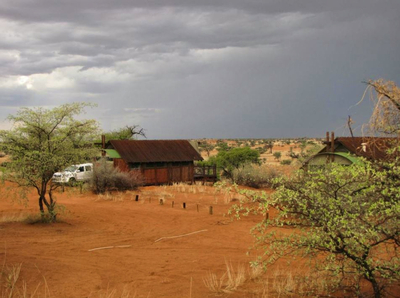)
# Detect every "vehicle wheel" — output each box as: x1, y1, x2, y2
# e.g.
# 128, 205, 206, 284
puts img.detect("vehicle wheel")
68, 177, 76, 186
